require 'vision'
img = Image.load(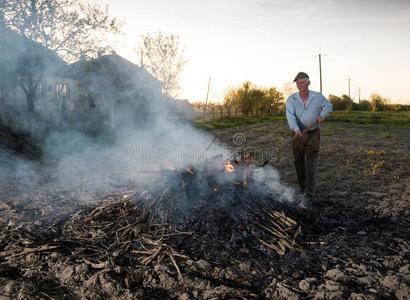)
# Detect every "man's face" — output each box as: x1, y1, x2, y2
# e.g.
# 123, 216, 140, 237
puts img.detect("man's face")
296, 78, 309, 92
